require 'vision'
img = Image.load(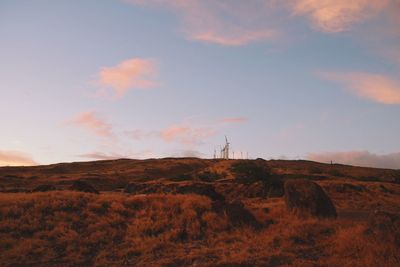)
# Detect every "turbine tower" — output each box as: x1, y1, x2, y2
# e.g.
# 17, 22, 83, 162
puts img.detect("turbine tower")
223, 136, 230, 159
